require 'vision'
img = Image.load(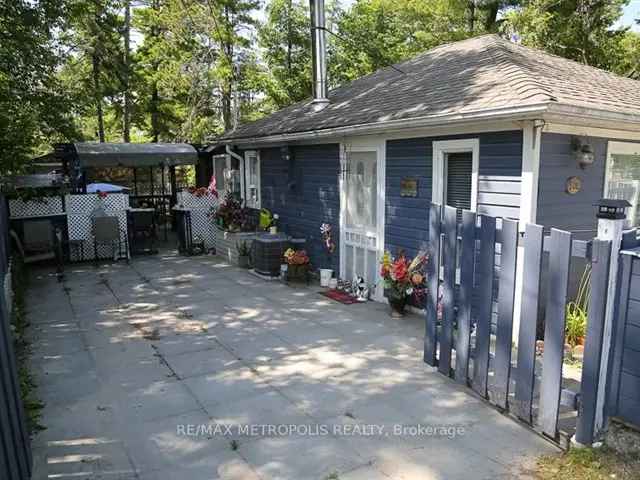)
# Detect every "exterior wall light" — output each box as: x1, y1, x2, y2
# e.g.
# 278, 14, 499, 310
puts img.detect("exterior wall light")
594, 198, 630, 220
572, 137, 595, 169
